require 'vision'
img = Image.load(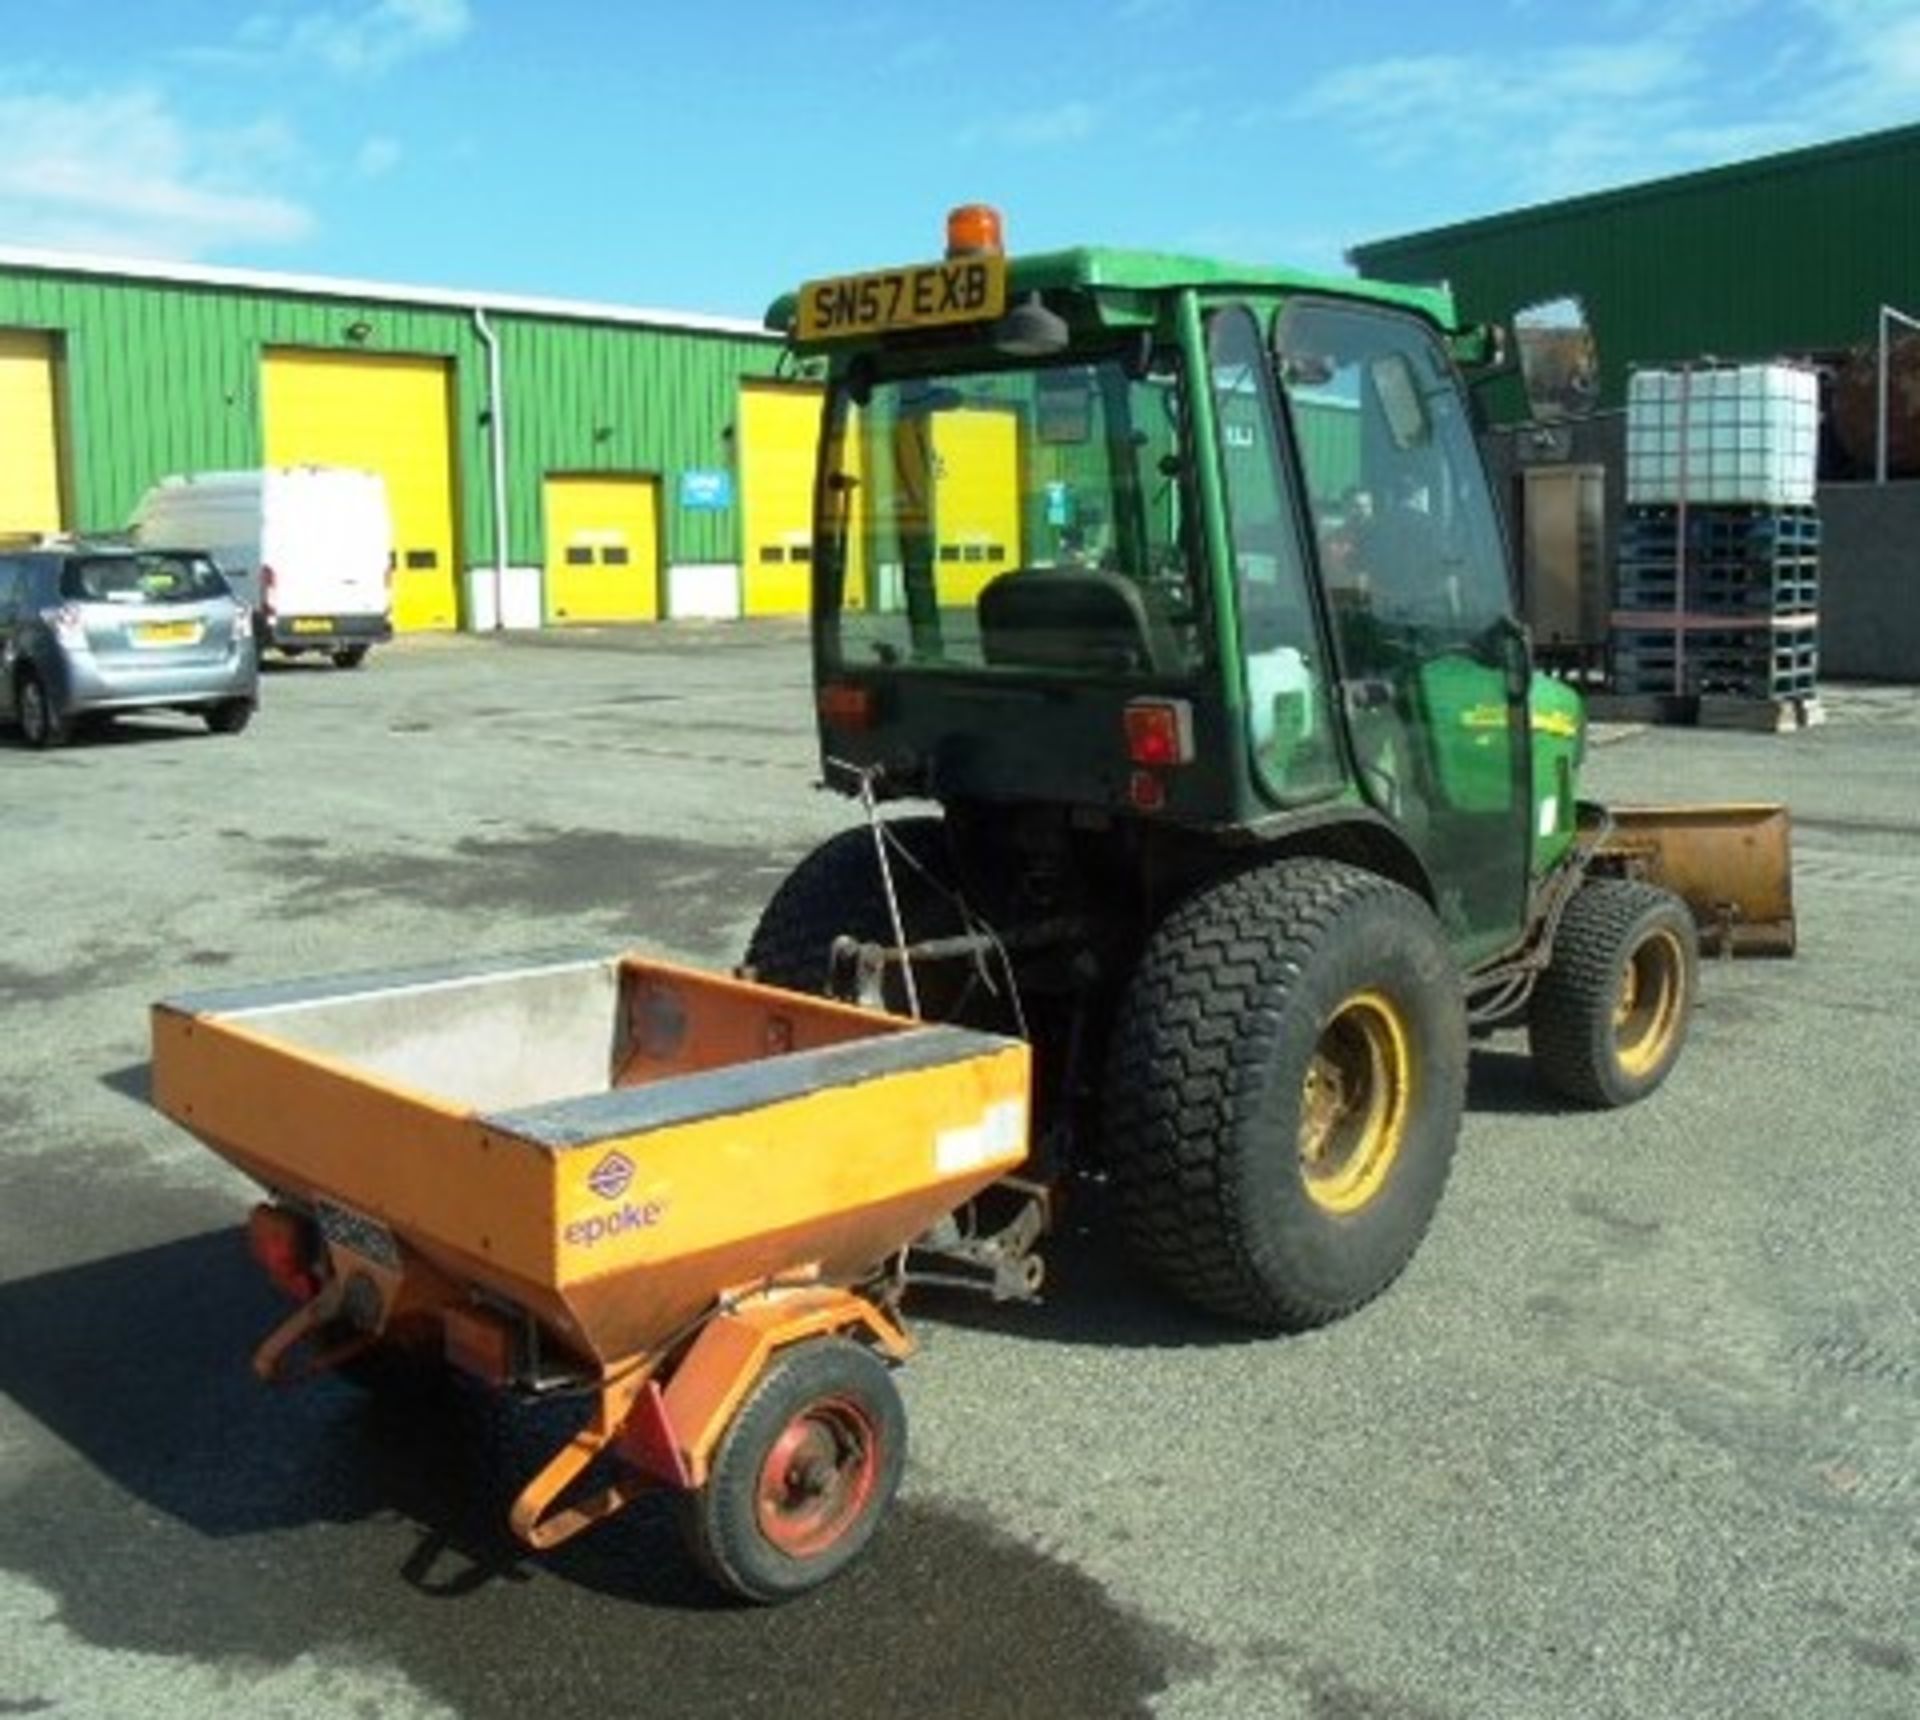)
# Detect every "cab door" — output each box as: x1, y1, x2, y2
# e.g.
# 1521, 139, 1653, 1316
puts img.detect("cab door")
1274, 299, 1532, 963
